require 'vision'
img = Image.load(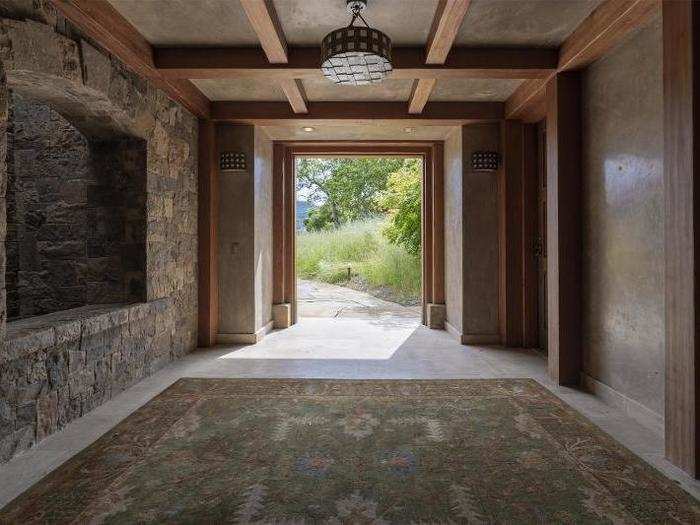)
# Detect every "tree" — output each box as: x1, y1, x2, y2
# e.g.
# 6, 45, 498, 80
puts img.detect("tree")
378, 159, 422, 256
296, 157, 403, 230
